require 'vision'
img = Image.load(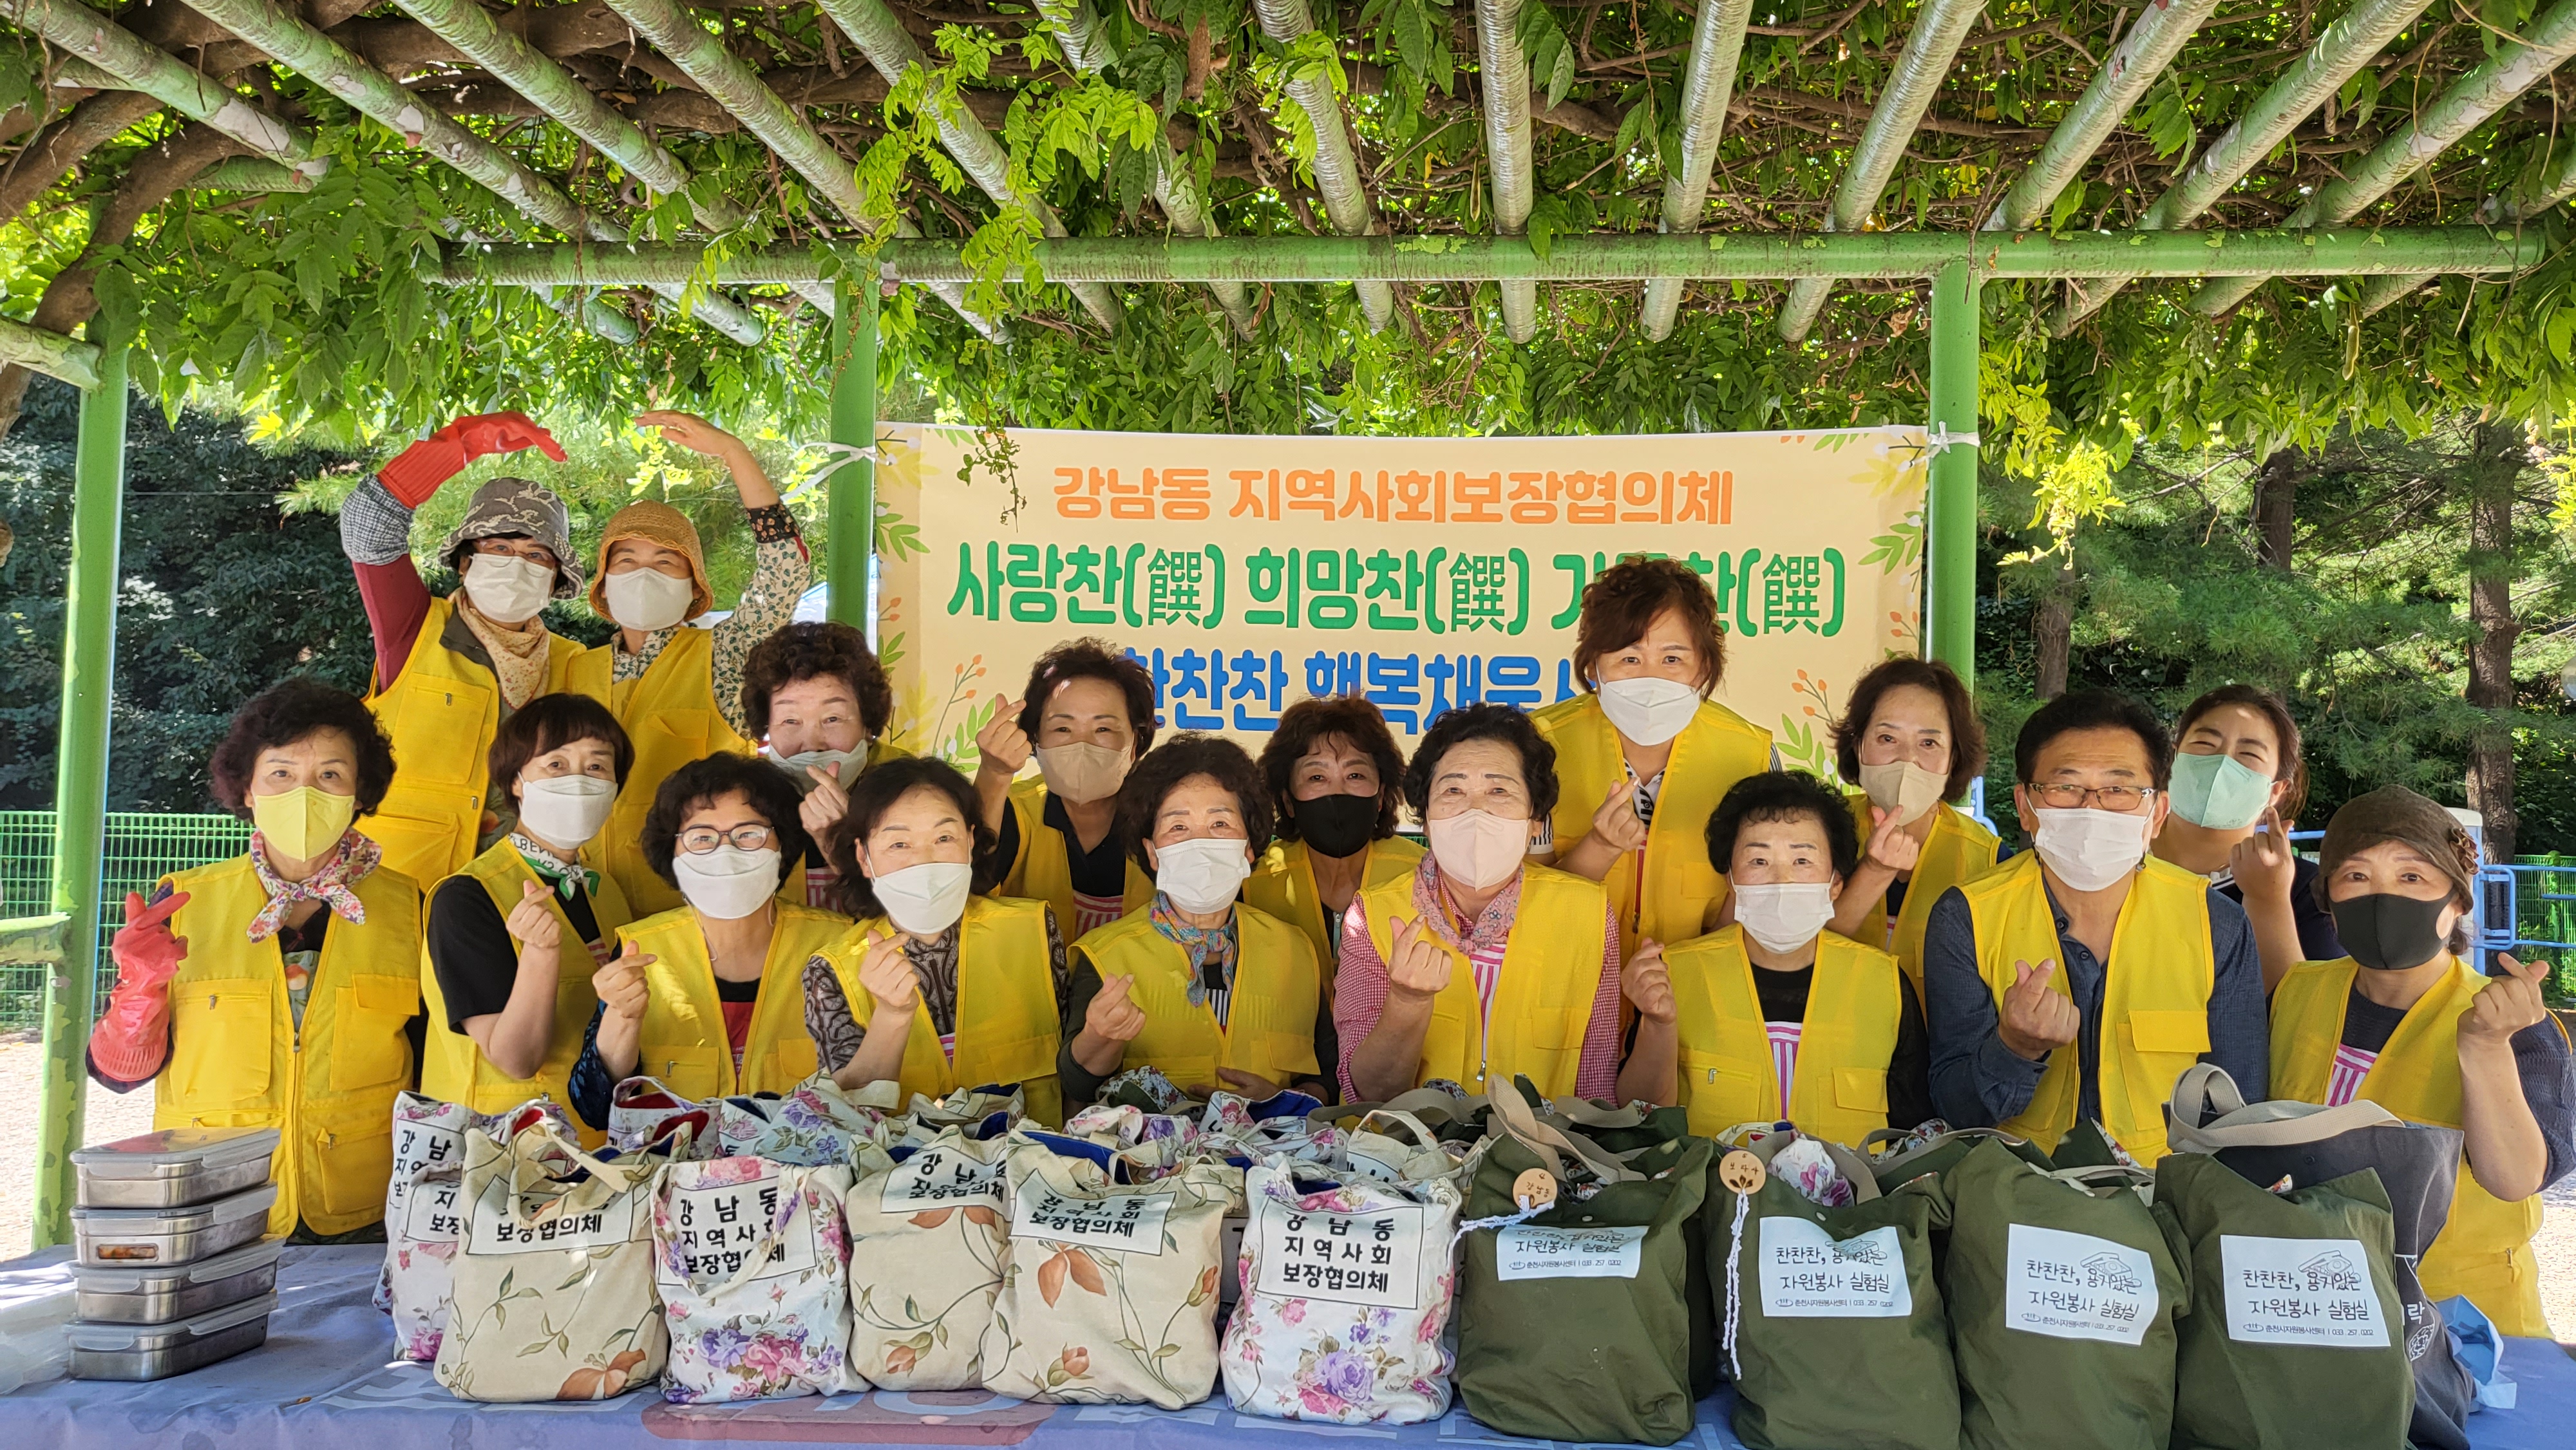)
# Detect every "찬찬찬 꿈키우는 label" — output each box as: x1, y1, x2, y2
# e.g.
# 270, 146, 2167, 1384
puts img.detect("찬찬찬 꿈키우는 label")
1757, 1217, 1911, 1318
2219, 1235, 2392, 1348
1251, 1197, 1424, 1309
2003, 1223, 2158, 1346
1495, 1223, 1648, 1281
